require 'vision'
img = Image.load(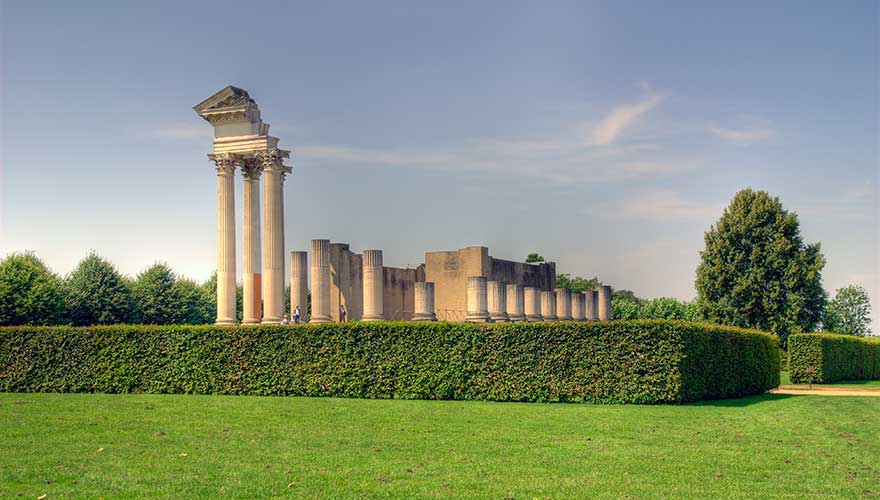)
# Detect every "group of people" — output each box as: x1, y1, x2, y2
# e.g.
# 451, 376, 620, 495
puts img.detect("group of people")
279, 304, 348, 325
